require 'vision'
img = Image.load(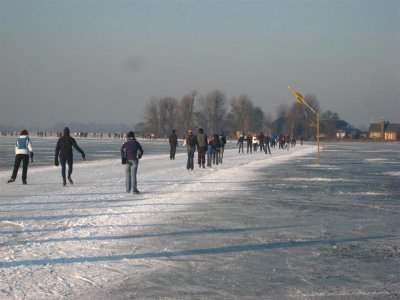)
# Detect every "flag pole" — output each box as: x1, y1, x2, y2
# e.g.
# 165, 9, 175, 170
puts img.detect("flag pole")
287, 86, 320, 165
317, 112, 320, 165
